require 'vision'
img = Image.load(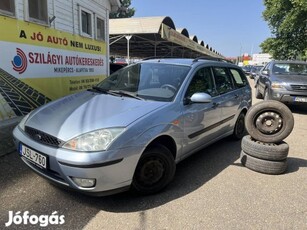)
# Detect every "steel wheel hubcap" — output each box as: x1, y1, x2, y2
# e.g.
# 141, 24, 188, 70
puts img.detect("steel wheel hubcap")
256, 111, 283, 134
138, 158, 165, 186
